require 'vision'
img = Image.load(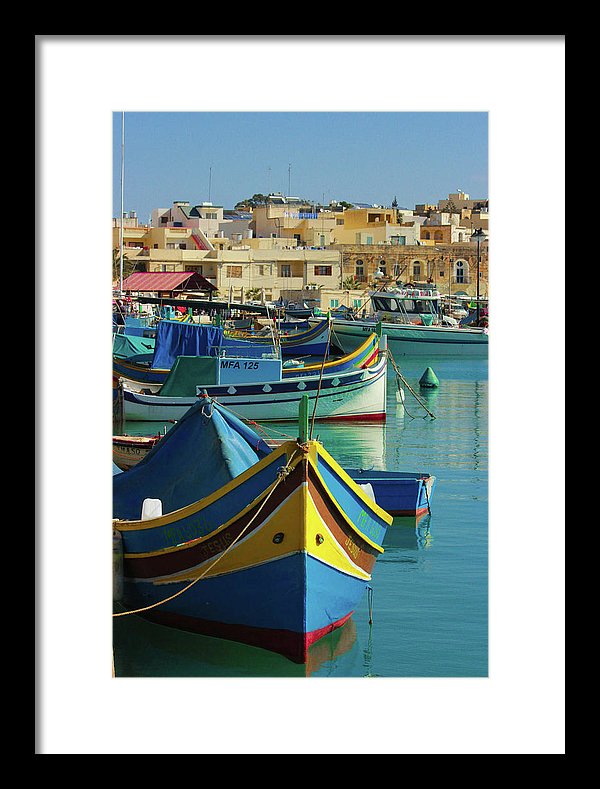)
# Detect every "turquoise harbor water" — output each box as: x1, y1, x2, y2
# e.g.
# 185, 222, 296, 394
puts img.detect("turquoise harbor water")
112, 356, 488, 678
